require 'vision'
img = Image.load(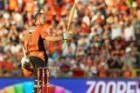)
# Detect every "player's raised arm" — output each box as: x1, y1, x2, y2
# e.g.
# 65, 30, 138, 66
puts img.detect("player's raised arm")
44, 32, 71, 41
36, 13, 72, 42
44, 35, 63, 41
